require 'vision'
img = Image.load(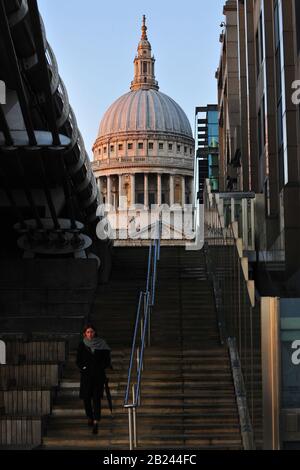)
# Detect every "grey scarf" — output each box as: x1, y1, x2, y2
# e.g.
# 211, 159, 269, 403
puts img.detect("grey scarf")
83, 337, 111, 354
